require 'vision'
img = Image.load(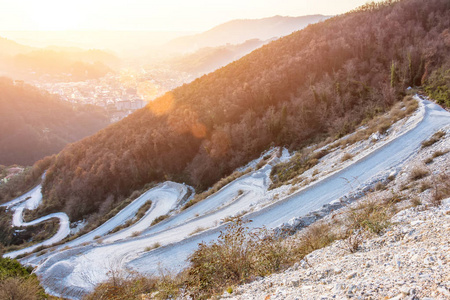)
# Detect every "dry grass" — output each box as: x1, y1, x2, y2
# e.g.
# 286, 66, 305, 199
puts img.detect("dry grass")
419, 180, 432, 192
424, 157, 434, 164
186, 219, 292, 298
189, 227, 206, 236
430, 173, 450, 206
151, 214, 169, 226
85, 94, 426, 299
341, 152, 354, 162
87, 192, 399, 300
84, 270, 181, 300
110, 200, 153, 234
269, 150, 320, 189
270, 97, 417, 190
410, 197, 422, 207
421, 130, 445, 148
0, 277, 42, 300
145, 242, 161, 251
345, 200, 392, 235
183, 169, 251, 210
424, 149, 449, 164
409, 165, 430, 181
374, 181, 386, 191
